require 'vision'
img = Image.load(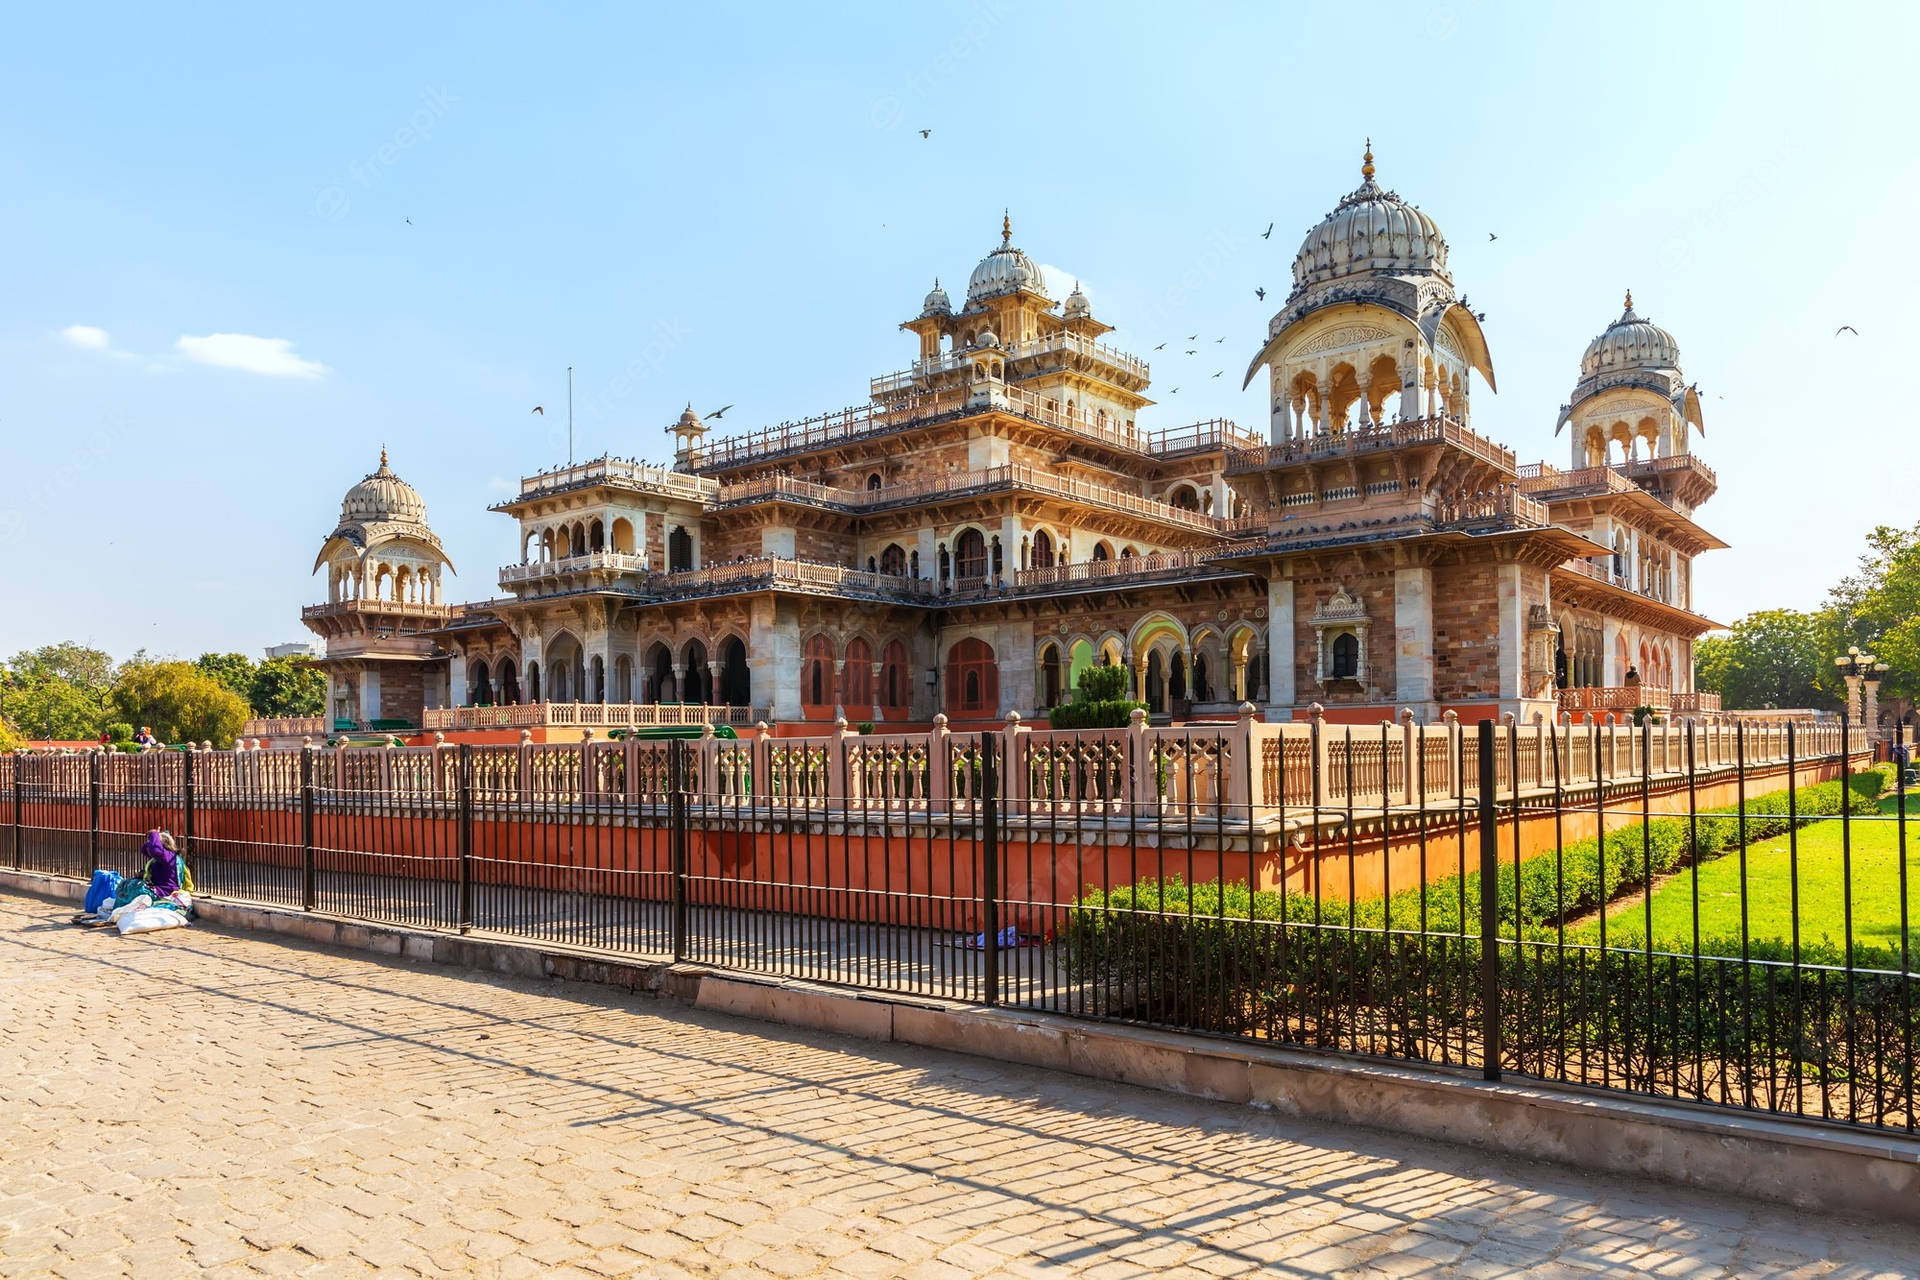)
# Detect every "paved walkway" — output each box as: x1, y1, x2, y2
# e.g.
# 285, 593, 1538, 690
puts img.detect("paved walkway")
2, 890, 1915, 1280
